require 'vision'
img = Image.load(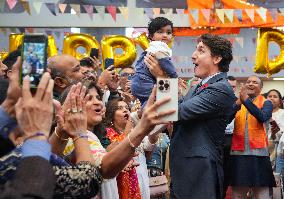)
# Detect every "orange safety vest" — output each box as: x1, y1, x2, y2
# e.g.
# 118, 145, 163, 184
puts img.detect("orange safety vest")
231, 95, 268, 151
